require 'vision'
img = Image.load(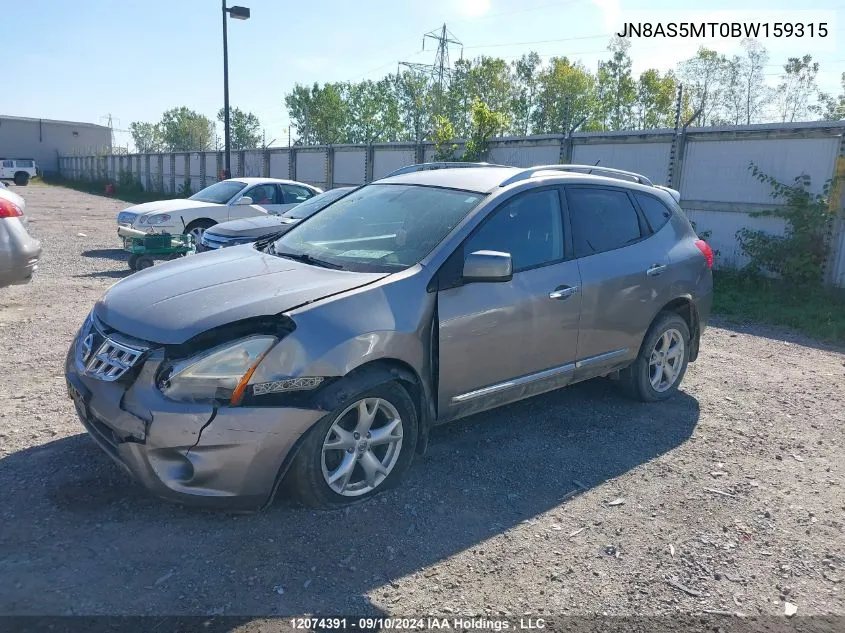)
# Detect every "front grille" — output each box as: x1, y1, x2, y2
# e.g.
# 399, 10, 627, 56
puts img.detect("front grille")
200, 233, 243, 250
78, 319, 146, 382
